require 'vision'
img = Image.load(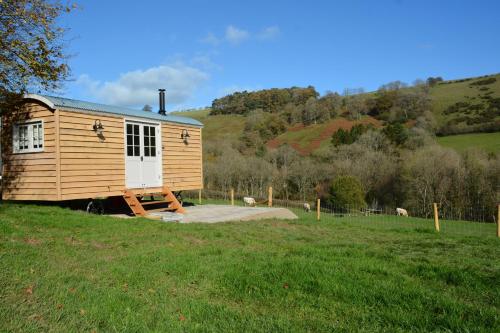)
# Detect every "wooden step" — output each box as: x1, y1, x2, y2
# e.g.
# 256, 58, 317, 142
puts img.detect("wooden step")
123, 190, 147, 216
161, 185, 185, 214
147, 207, 179, 213
122, 186, 185, 216
140, 201, 169, 206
